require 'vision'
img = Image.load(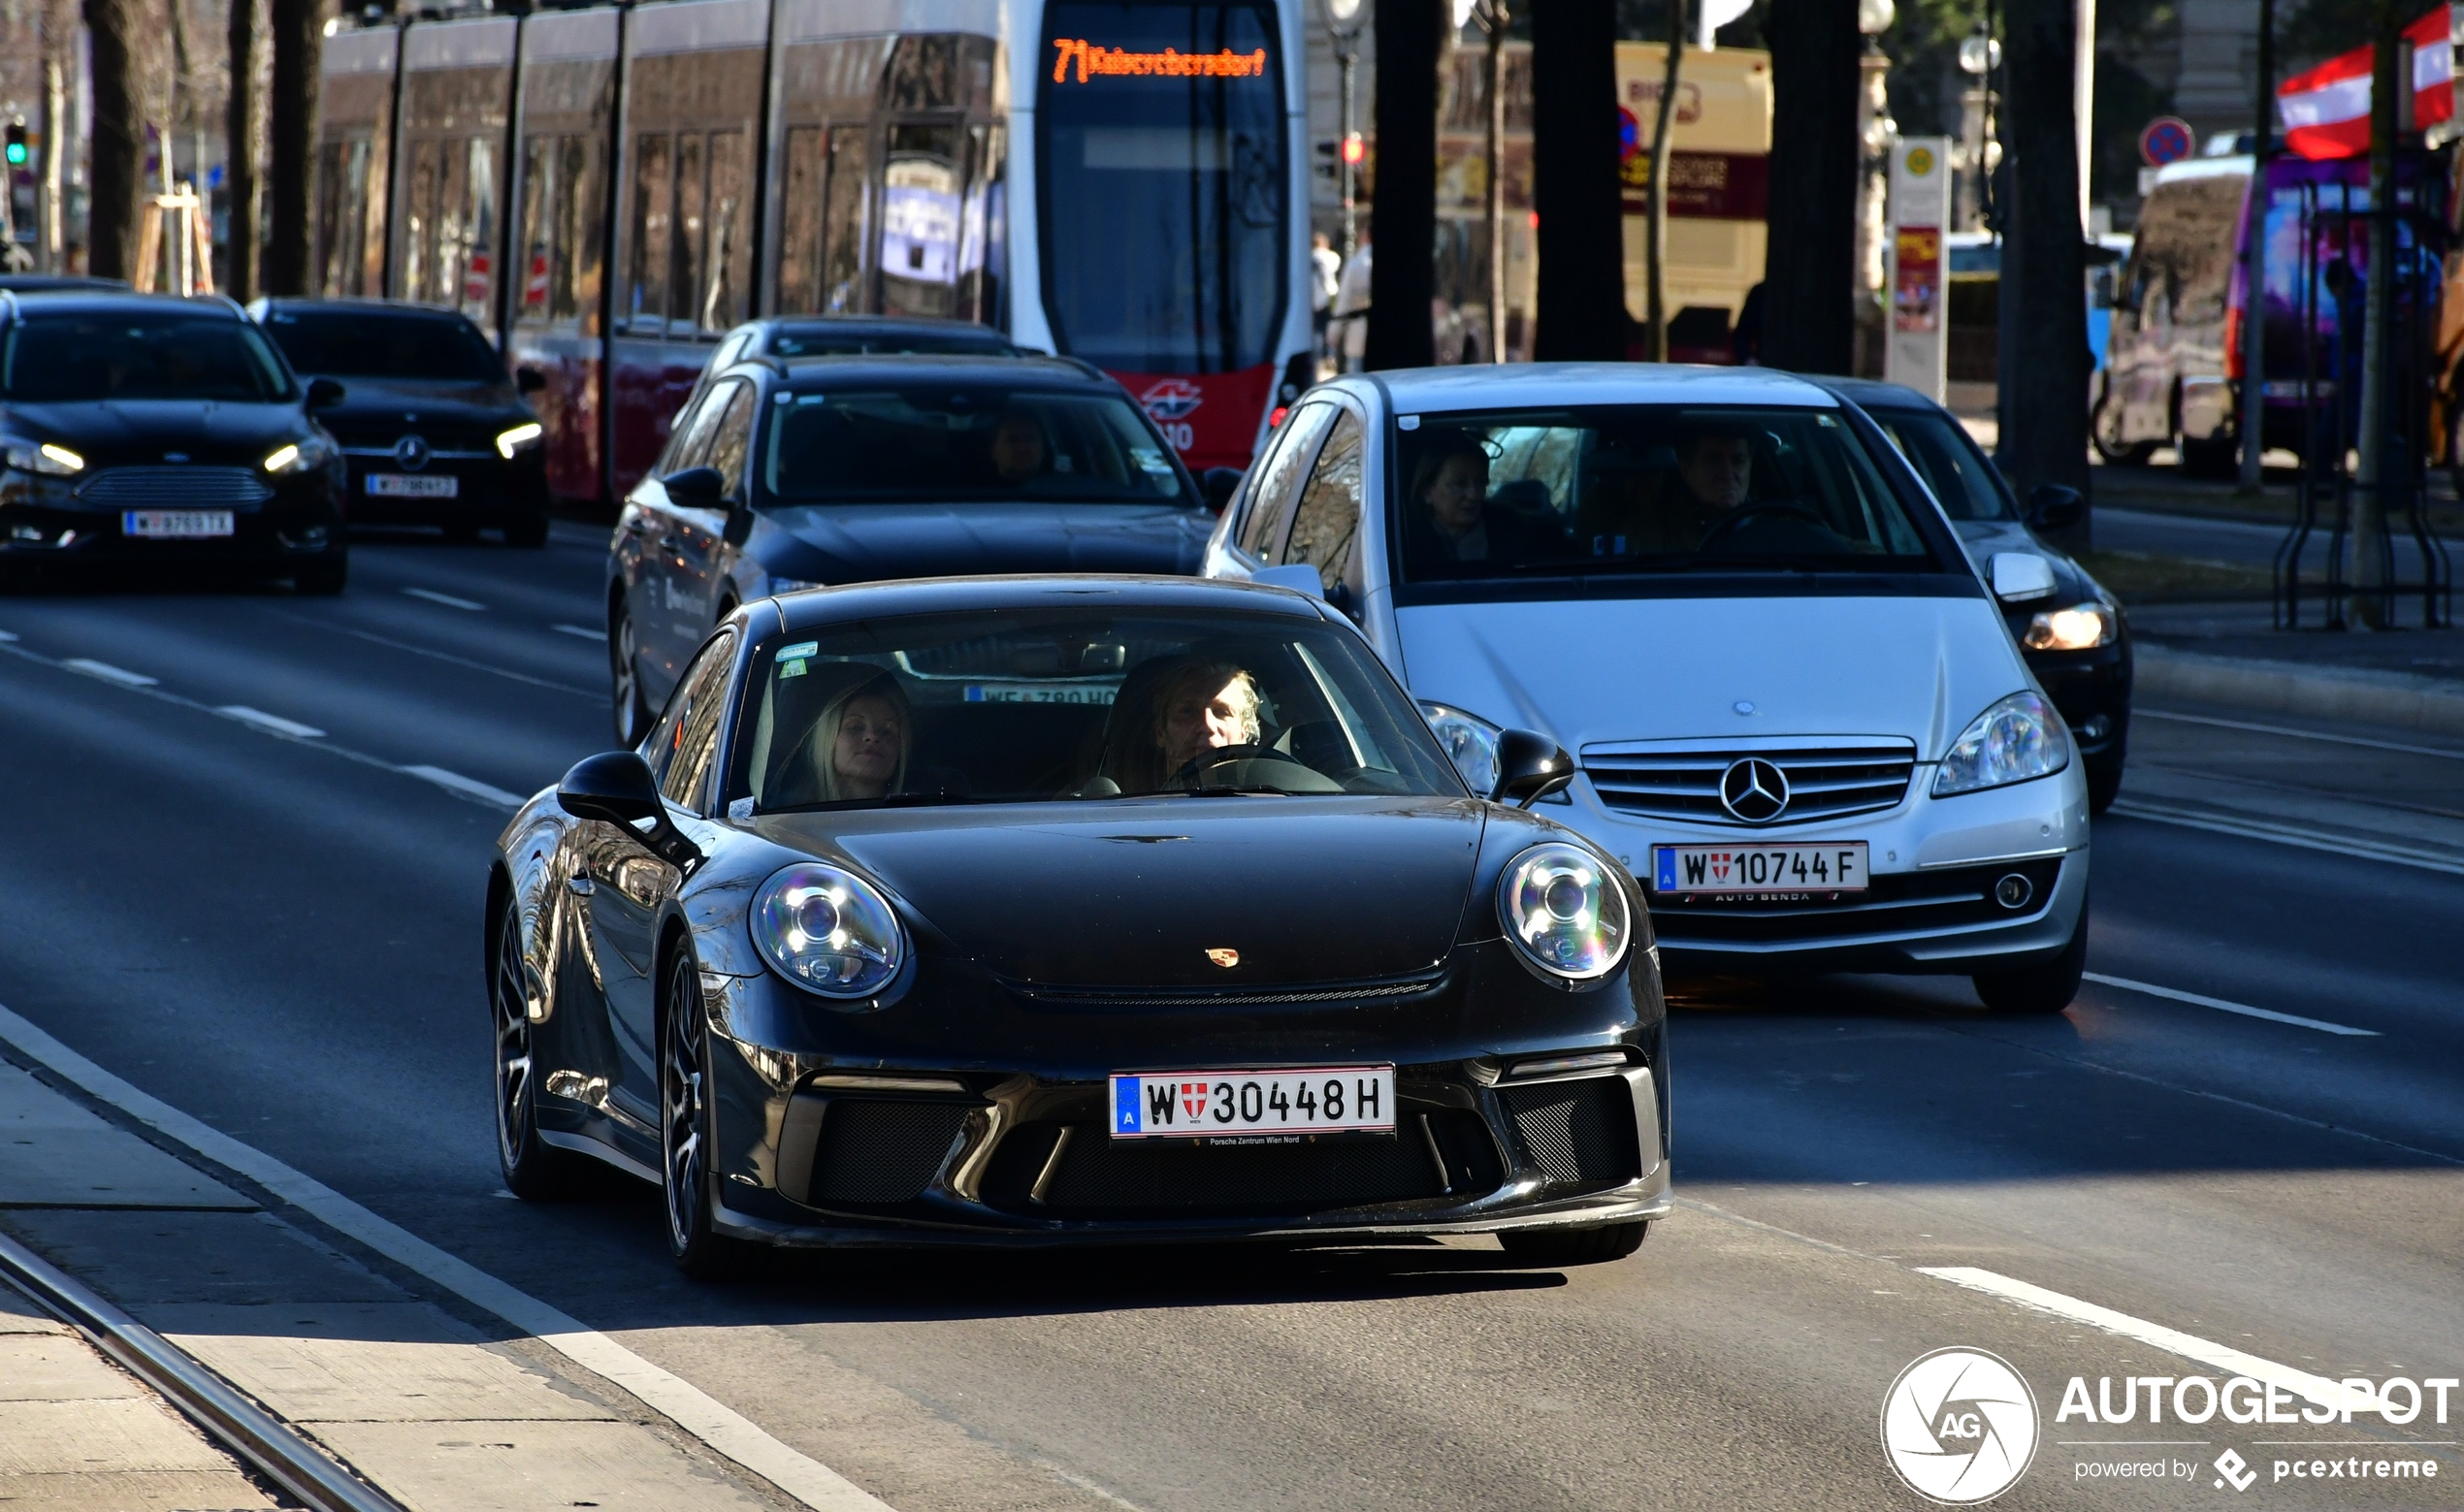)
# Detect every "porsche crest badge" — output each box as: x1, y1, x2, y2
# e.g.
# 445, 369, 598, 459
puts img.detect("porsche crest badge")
1204, 948, 1240, 968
